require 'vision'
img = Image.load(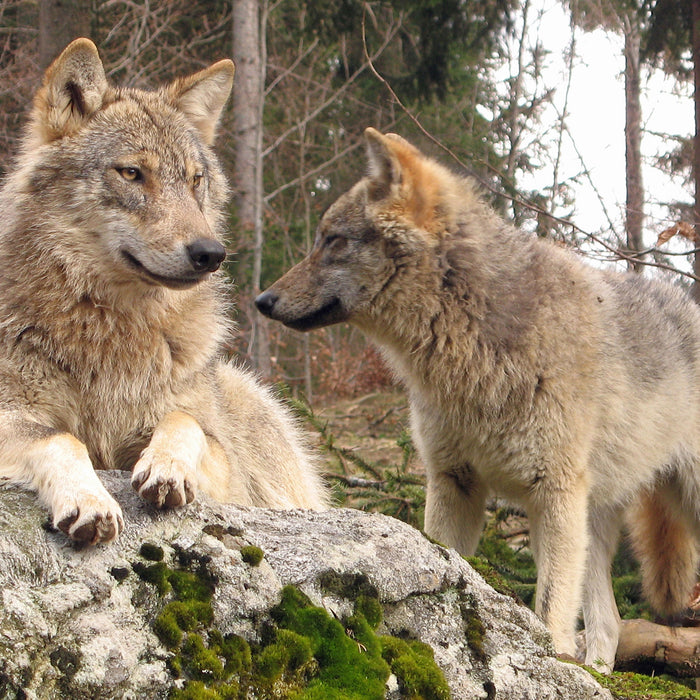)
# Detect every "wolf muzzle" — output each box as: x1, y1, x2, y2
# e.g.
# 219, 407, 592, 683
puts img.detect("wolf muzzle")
187, 239, 226, 273
255, 288, 347, 331
254, 290, 278, 318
